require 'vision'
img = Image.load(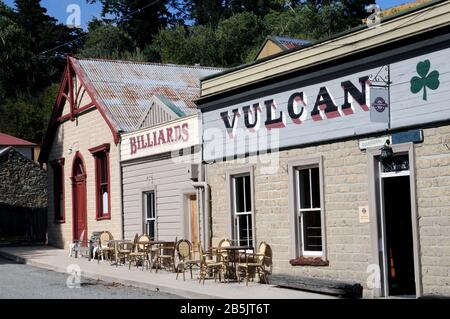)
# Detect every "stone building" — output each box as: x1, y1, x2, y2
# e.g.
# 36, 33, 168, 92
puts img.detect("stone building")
39, 57, 220, 248
196, 1, 450, 298
0, 147, 47, 241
